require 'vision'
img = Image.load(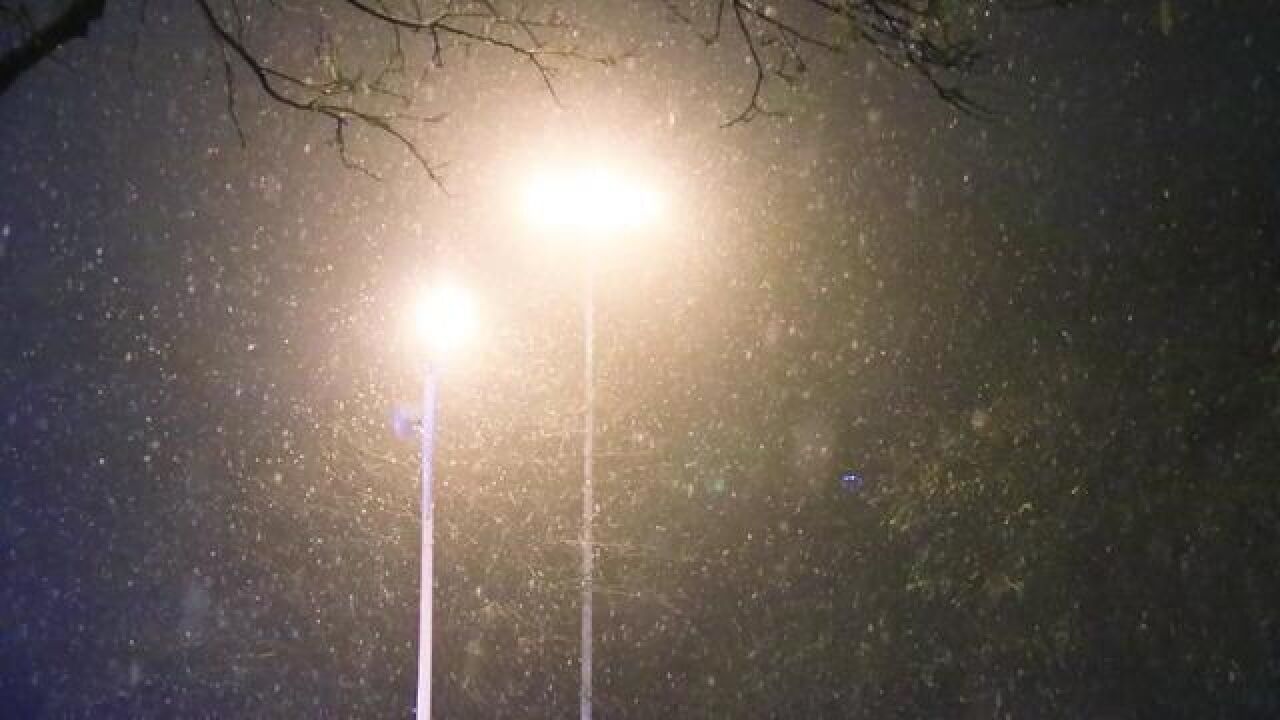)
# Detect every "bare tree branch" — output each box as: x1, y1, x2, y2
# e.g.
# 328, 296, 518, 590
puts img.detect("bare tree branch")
219, 44, 248, 149
721, 0, 772, 127
339, 0, 618, 106
195, 0, 447, 187
674, 0, 1081, 124
187, 0, 618, 185
0, 0, 1083, 180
